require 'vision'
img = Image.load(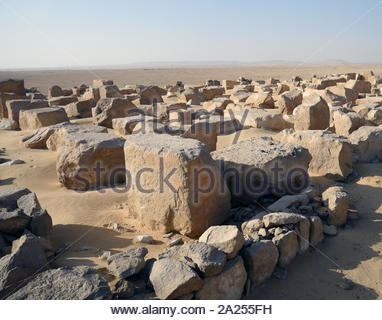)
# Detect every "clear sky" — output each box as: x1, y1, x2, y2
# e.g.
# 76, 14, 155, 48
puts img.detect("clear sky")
0, 0, 381, 69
